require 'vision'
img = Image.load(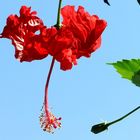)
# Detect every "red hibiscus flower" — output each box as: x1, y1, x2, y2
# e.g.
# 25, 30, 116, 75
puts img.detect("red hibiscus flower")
39, 6, 107, 132
1, 4, 107, 133
1, 6, 48, 62
61, 5, 107, 59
